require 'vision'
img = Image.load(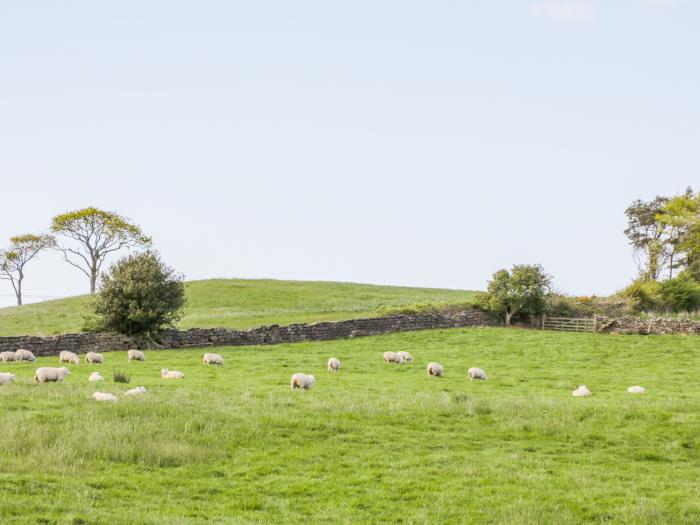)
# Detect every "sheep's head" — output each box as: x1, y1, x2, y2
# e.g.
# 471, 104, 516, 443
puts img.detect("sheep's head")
63, 367, 70, 375
161, 369, 168, 376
